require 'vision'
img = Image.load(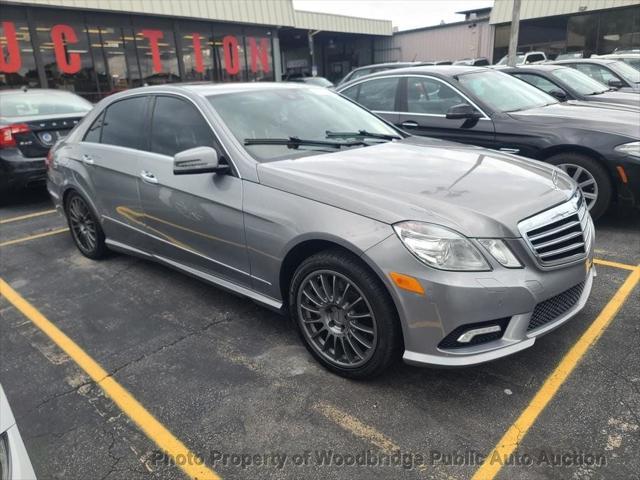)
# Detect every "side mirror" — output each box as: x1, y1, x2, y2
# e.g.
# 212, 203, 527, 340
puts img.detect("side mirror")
608, 78, 624, 89
173, 146, 228, 175
446, 103, 482, 120
549, 89, 568, 101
